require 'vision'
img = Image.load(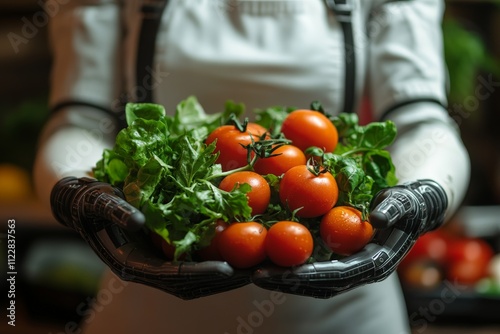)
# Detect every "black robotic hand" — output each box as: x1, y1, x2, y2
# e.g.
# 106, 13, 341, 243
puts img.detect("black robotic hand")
50, 177, 251, 300
252, 179, 448, 298
51, 177, 447, 300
